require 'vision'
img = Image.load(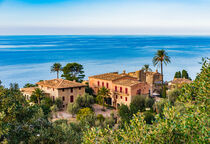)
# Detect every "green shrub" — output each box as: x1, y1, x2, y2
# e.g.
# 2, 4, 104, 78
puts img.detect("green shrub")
145, 97, 155, 109
97, 114, 105, 123
144, 112, 155, 124
118, 104, 132, 124
130, 95, 146, 113
54, 98, 63, 110
67, 103, 80, 117
168, 88, 181, 104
